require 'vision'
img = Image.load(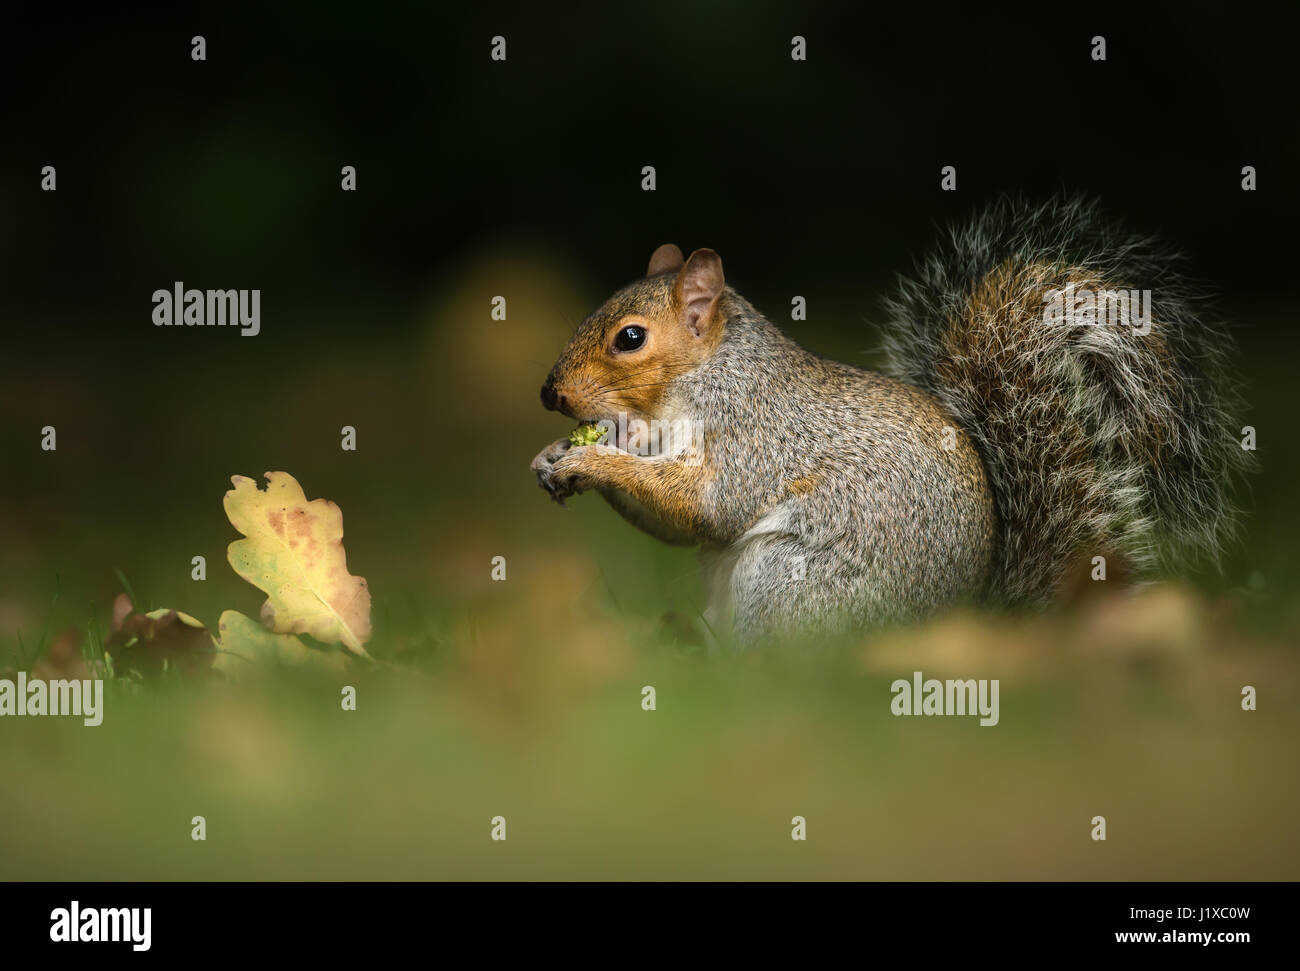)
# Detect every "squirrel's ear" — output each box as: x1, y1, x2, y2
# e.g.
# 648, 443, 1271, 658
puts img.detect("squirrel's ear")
674, 248, 725, 338
647, 243, 684, 276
